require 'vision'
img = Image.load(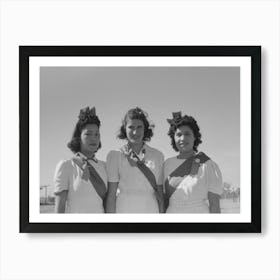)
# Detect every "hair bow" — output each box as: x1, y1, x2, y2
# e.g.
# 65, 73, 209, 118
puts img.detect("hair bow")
167, 111, 182, 125
134, 107, 145, 115
79, 106, 96, 121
